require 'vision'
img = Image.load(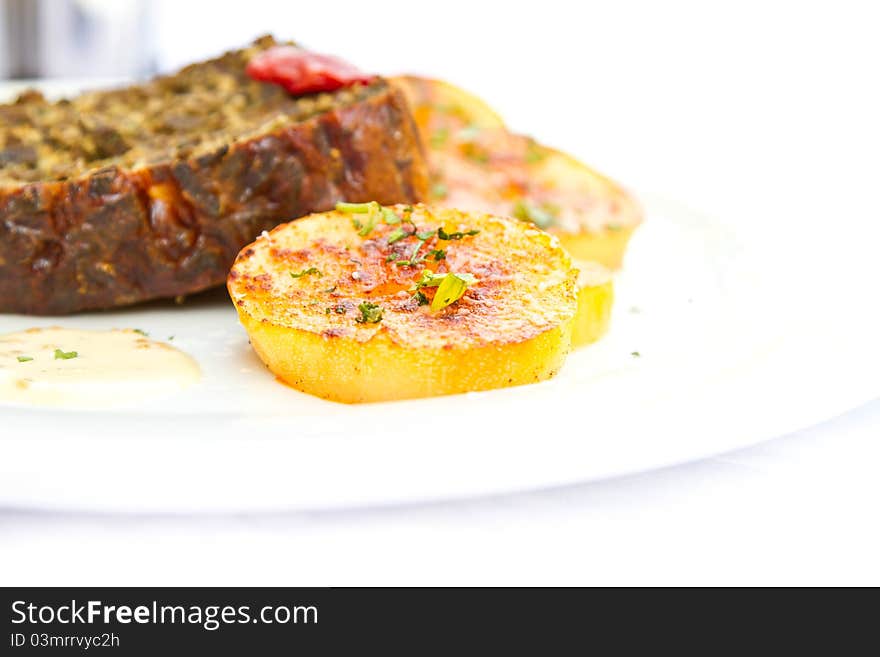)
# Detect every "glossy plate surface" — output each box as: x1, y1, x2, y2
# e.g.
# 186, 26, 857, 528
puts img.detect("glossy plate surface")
2, 189, 876, 512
